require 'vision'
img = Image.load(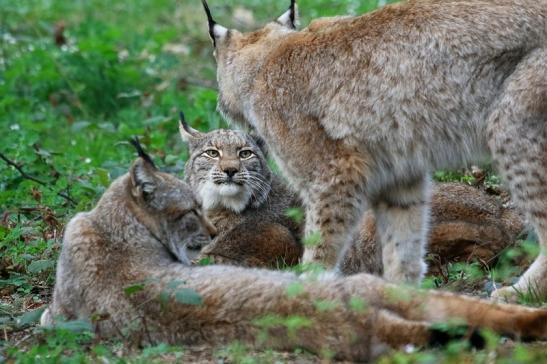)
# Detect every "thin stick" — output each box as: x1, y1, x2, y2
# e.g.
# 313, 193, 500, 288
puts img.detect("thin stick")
0, 152, 46, 185
0, 152, 77, 205
141, 315, 153, 345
